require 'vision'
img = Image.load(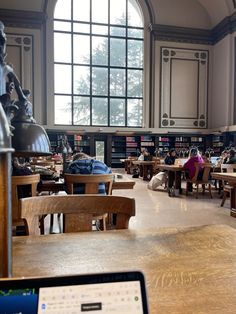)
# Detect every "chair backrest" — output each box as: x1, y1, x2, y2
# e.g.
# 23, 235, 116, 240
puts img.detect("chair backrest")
64, 173, 113, 195
12, 174, 40, 223
191, 163, 212, 183
221, 164, 236, 173
20, 195, 136, 235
